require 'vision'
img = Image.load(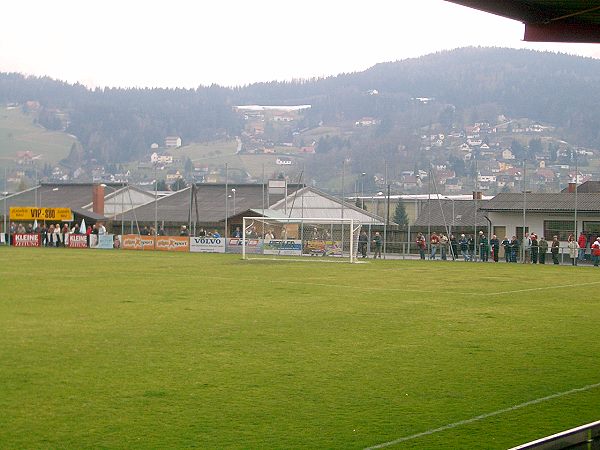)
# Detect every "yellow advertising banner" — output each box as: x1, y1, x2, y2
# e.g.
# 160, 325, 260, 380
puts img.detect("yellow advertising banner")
10, 207, 72, 221
122, 234, 156, 251
121, 235, 190, 252
155, 236, 189, 252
